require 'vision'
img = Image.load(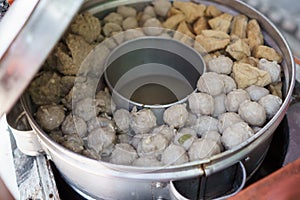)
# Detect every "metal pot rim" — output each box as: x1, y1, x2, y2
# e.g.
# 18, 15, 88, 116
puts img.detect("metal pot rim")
22, 0, 295, 177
